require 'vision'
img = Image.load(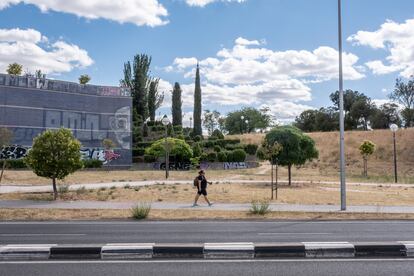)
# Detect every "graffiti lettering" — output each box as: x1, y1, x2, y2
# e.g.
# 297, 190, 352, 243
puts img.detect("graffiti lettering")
80, 148, 121, 165
153, 162, 191, 171
223, 162, 248, 170
0, 145, 29, 159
